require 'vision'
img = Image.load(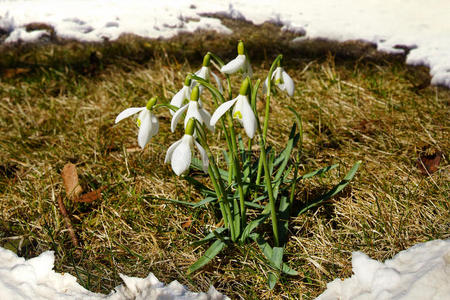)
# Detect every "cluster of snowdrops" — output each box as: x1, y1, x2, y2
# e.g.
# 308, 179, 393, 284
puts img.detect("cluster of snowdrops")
114, 41, 359, 288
